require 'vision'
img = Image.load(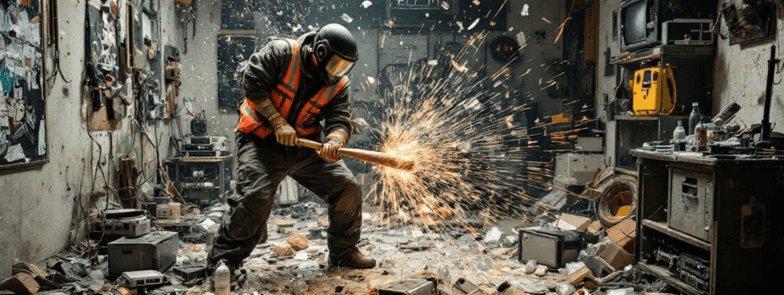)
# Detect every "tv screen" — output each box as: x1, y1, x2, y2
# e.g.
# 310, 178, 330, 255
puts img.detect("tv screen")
623, 1, 648, 45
